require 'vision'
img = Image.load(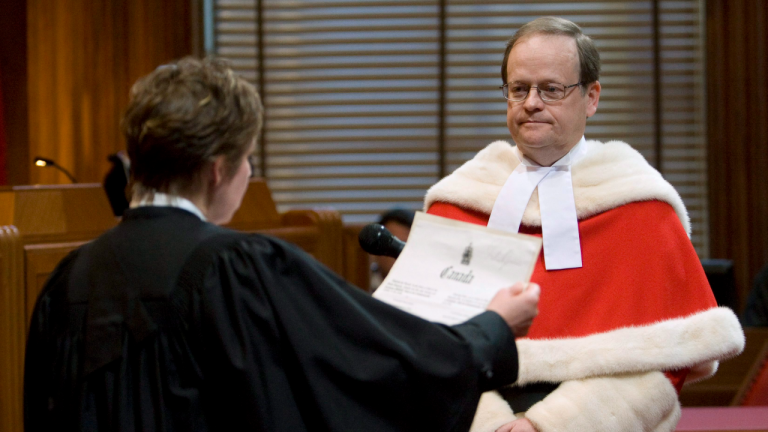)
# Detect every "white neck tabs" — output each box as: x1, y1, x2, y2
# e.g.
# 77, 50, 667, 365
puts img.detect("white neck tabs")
130, 192, 207, 222
487, 137, 587, 270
